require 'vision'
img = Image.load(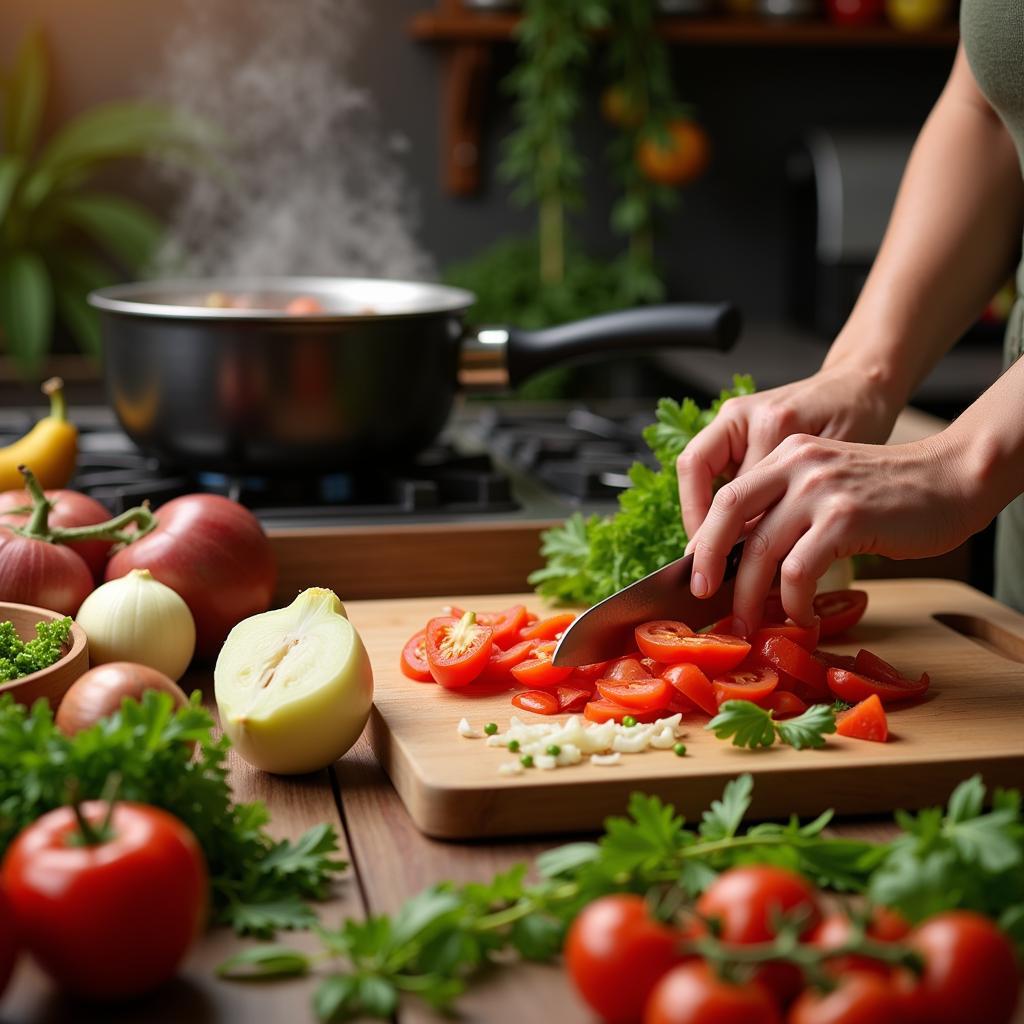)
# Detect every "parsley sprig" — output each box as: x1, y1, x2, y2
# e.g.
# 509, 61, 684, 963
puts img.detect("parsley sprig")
0, 616, 72, 682
707, 699, 837, 750
0, 692, 346, 935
